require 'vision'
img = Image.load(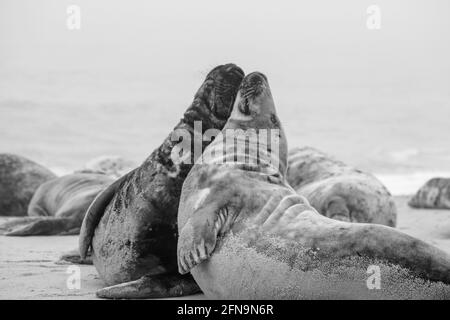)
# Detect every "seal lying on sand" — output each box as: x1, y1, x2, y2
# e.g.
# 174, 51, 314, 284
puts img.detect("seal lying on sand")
0, 173, 113, 236
287, 147, 397, 226
409, 178, 450, 209
177, 72, 450, 299
78, 64, 244, 299
0, 153, 56, 216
